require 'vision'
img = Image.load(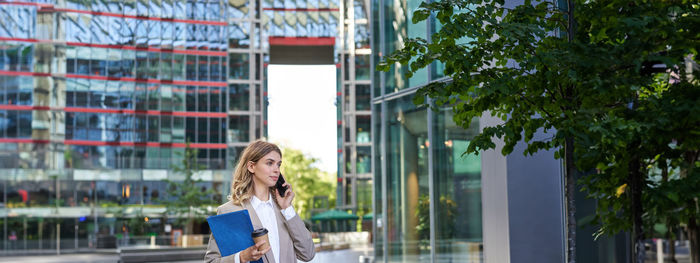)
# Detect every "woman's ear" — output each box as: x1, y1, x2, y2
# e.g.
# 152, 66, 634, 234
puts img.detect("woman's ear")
247, 161, 255, 174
